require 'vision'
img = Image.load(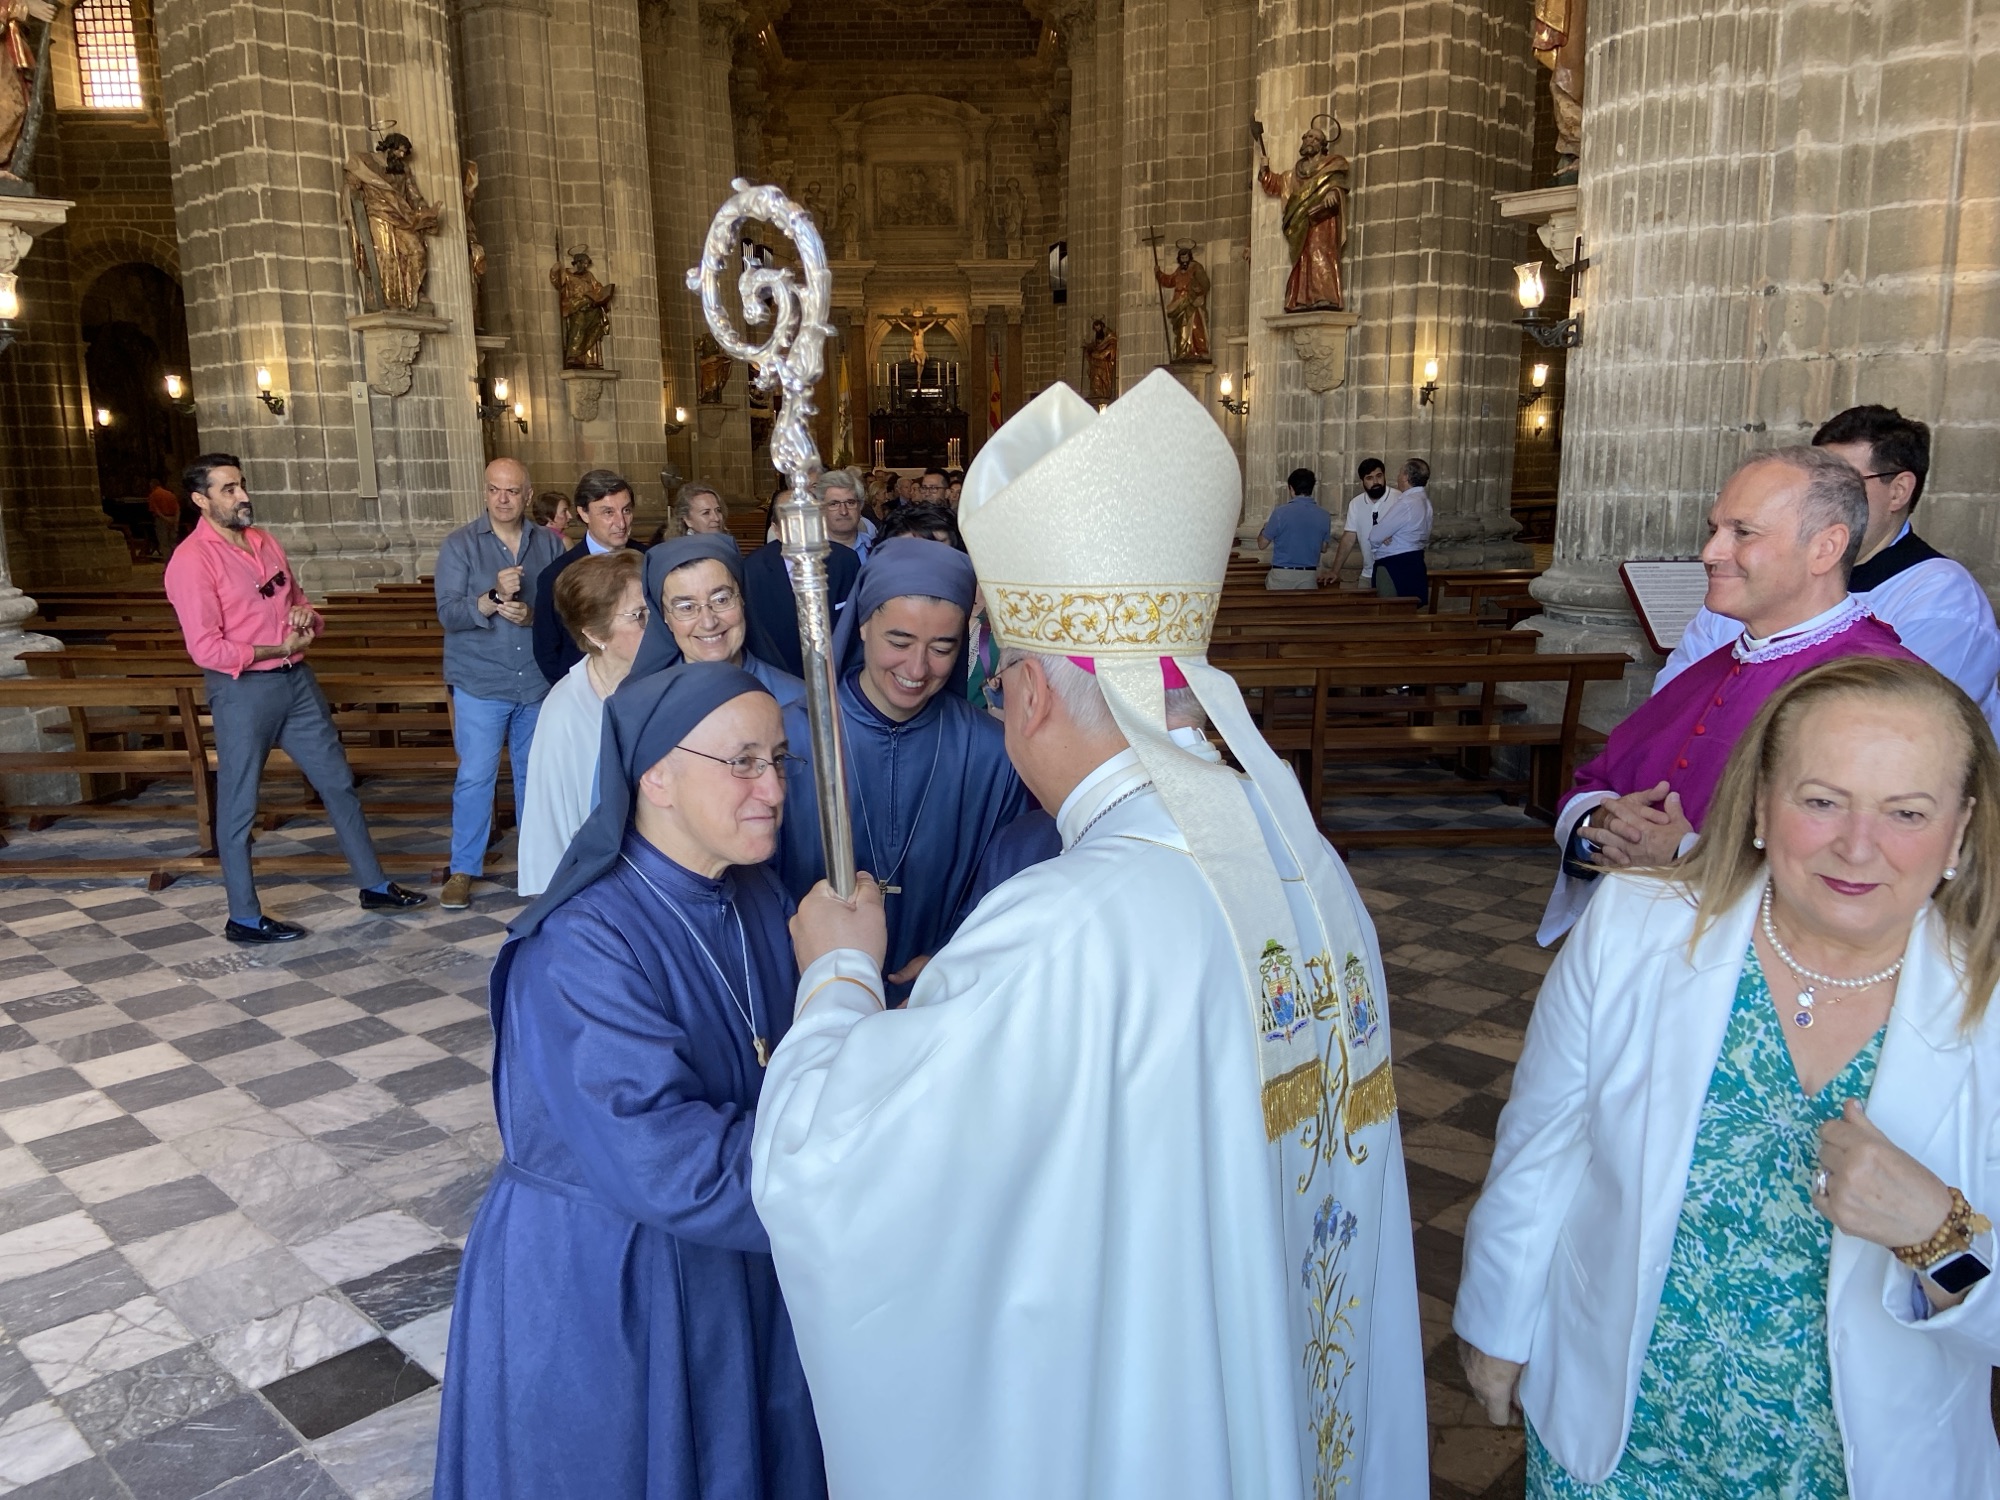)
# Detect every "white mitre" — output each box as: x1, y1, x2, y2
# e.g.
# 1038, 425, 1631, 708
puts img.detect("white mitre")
962, 370, 1359, 1138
